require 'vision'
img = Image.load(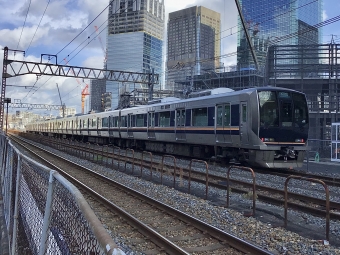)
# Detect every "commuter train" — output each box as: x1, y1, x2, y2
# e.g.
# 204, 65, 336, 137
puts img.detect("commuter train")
25, 87, 309, 169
